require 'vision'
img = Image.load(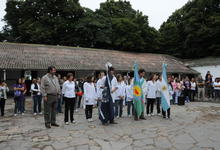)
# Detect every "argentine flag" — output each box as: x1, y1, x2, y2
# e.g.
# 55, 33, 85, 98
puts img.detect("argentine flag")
161, 64, 170, 111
